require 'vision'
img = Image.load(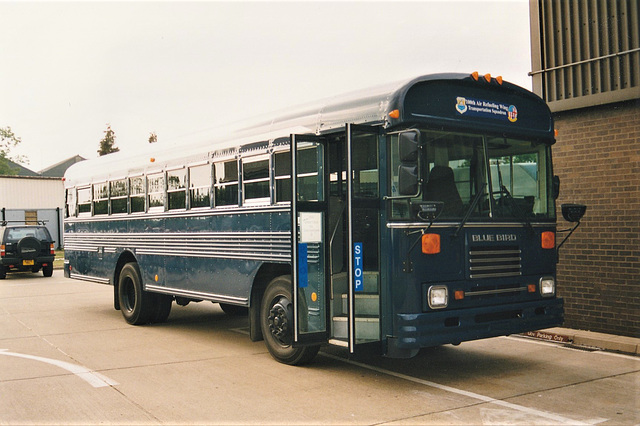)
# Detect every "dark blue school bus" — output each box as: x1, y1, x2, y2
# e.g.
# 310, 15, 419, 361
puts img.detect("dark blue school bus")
63, 73, 585, 364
